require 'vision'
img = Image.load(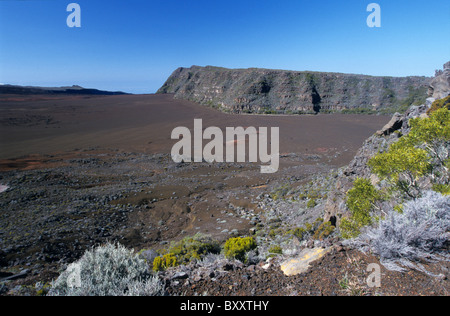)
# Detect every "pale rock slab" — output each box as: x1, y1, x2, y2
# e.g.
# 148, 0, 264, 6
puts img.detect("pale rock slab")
280, 247, 331, 276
